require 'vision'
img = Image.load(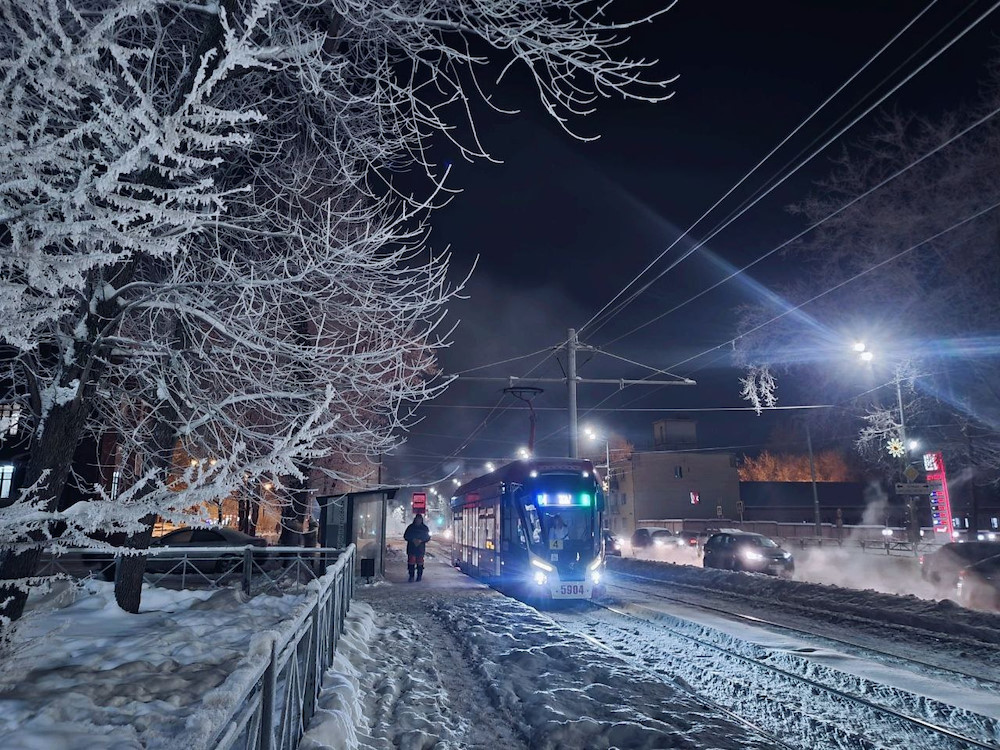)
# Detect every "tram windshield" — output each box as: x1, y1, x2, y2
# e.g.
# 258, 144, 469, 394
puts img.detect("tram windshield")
519, 480, 598, 552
